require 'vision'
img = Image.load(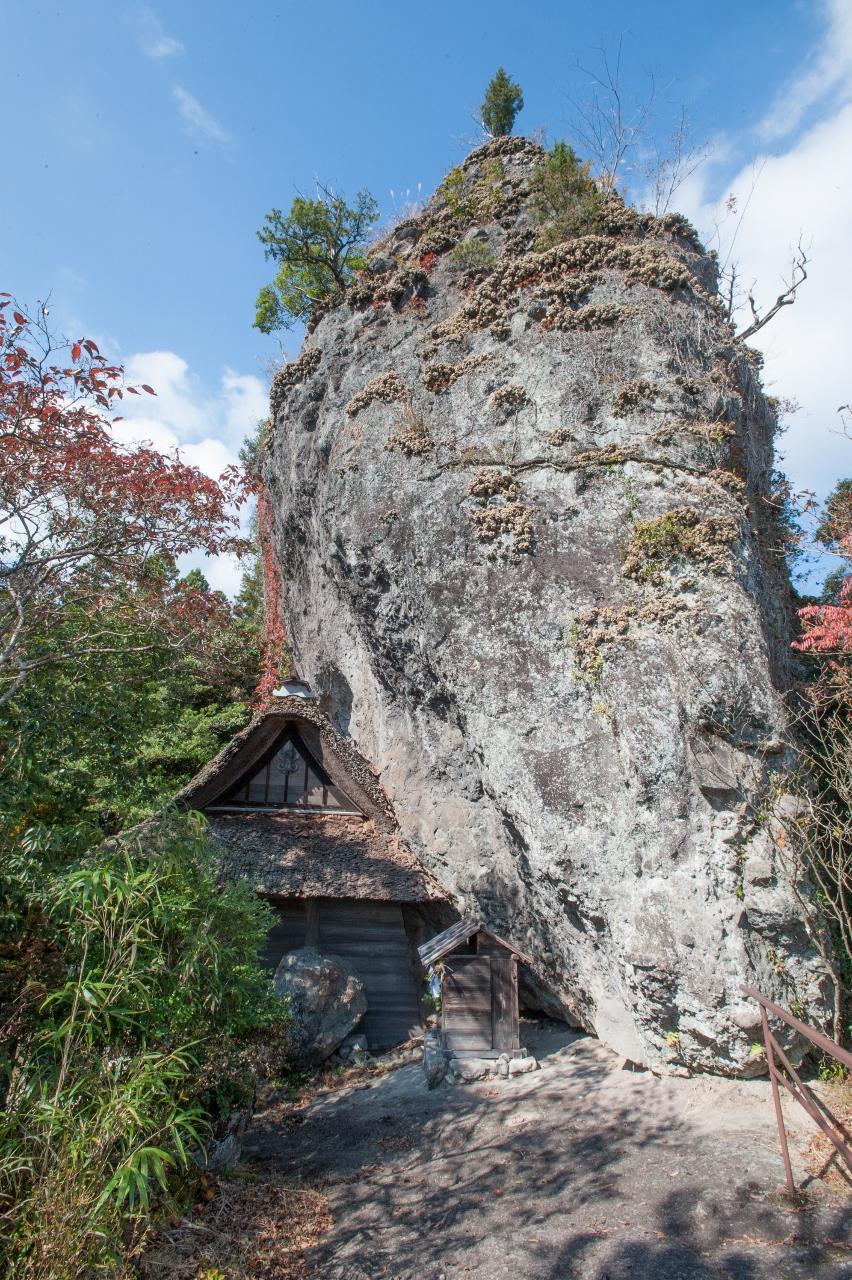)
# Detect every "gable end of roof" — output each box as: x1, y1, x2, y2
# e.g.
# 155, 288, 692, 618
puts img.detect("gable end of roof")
174, 697, 393, 826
